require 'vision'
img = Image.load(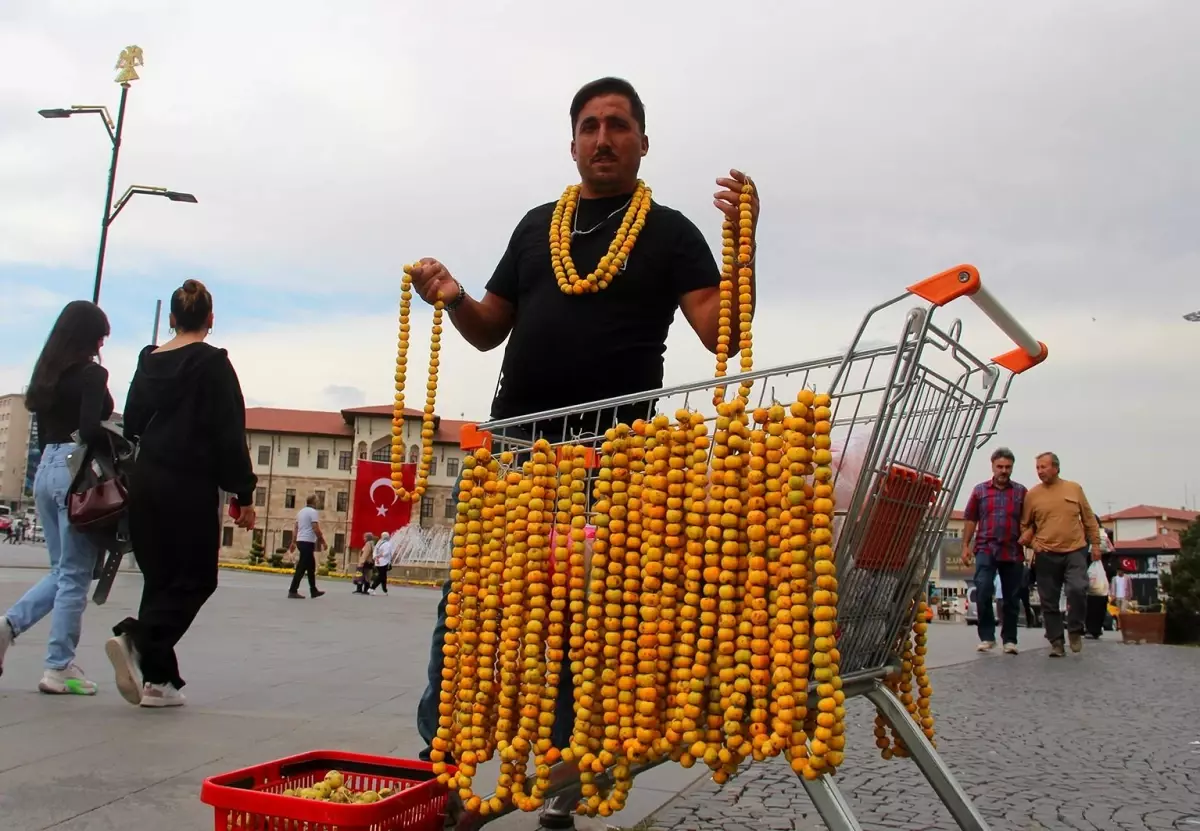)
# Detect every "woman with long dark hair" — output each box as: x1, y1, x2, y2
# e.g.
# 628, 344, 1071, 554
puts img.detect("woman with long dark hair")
0, 301, 112, 694
105, 279, 257, 708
